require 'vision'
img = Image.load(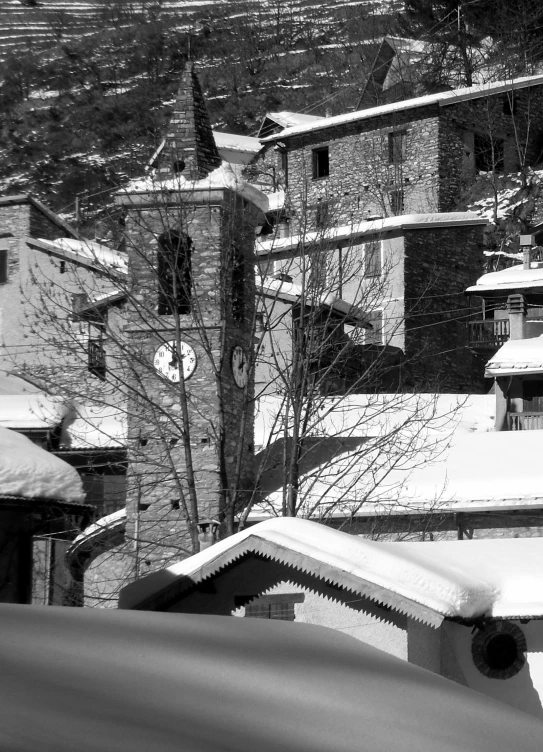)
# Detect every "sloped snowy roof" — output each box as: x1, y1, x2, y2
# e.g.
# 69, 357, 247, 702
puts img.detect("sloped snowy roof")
119, 516, 543, 624
68, 507, 126, 556
213, 131, 261, 153
261, 73, 543, 142
486, 335, 543, 376
27, 236, 128, 276
466, 263, 543, 294
62, 404, 126, 450
258, 110, 324, 137
121, 163, 269, 213
256, 212, 485, 255
260, 275, 370, 326
0, 427, 85, 503
3, 604, 542, 752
